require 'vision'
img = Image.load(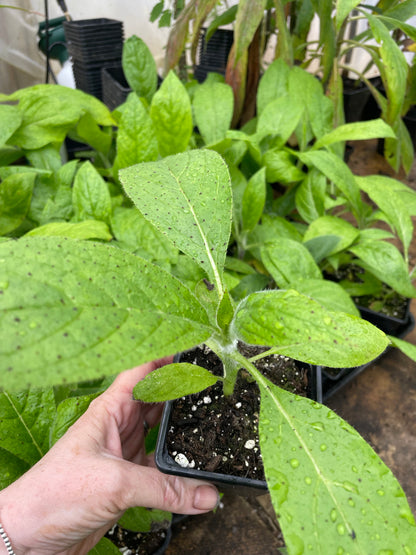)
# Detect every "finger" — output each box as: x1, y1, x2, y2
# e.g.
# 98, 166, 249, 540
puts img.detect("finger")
119, 462, 219, 515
